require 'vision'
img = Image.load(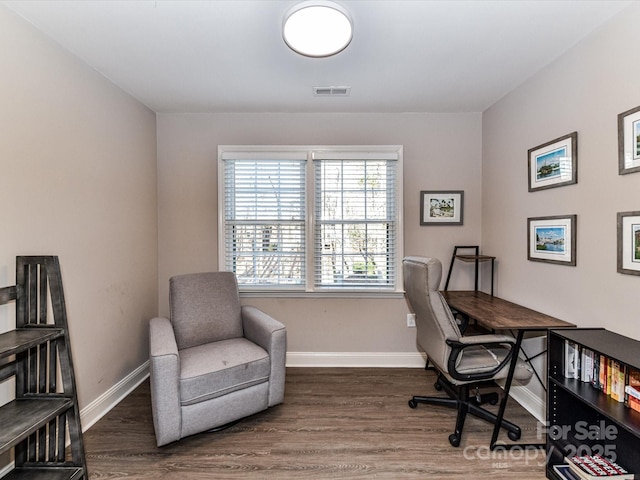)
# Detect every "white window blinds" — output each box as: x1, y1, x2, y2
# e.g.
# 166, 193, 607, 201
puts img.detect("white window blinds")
221, 152, 307, 287
313, 151, 399, 289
